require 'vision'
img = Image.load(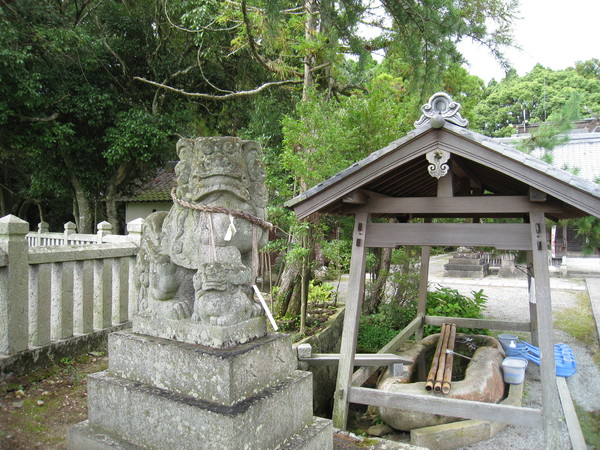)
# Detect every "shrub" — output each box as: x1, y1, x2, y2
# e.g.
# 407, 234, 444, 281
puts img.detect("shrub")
357, 286, 488, 352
